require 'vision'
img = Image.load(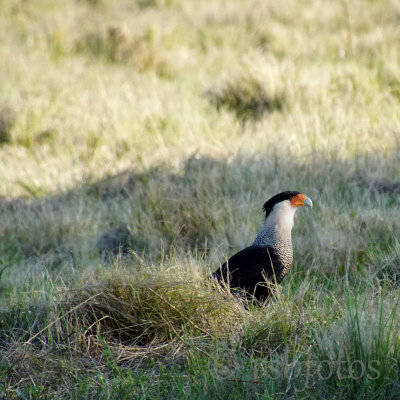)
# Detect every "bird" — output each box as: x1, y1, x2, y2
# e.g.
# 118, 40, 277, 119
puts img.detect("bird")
212, 191, 313, 303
